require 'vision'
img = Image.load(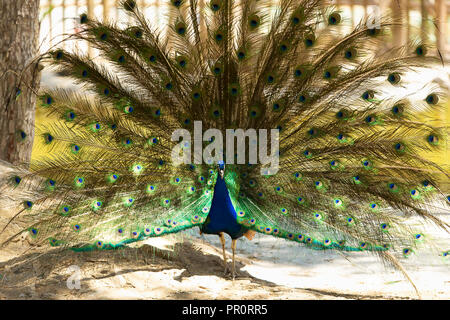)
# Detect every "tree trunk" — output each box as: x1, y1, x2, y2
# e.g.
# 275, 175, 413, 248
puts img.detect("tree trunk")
391, 0, 408, 48
435, 0, 447, 54
0, 0, 41, 166
420, 0, 428, 42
